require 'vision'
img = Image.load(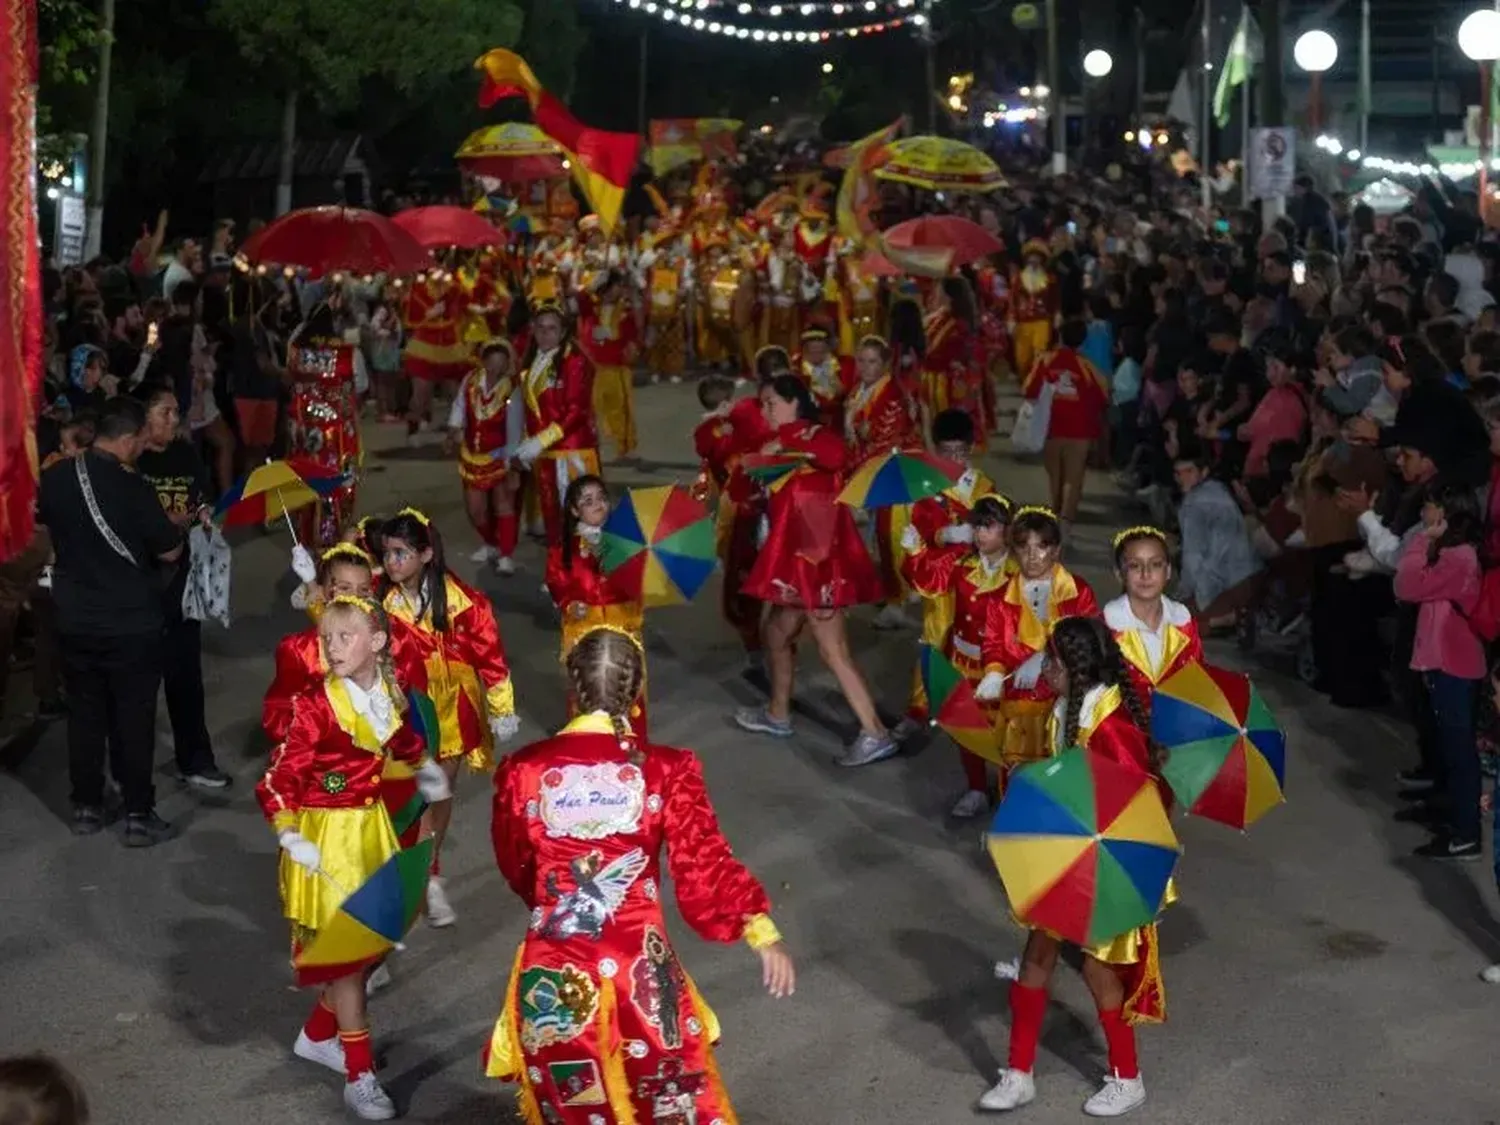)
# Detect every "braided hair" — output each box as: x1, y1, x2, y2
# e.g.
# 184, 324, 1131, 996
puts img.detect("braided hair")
565, 627, 646, 765
1050, 616, 1167, 774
